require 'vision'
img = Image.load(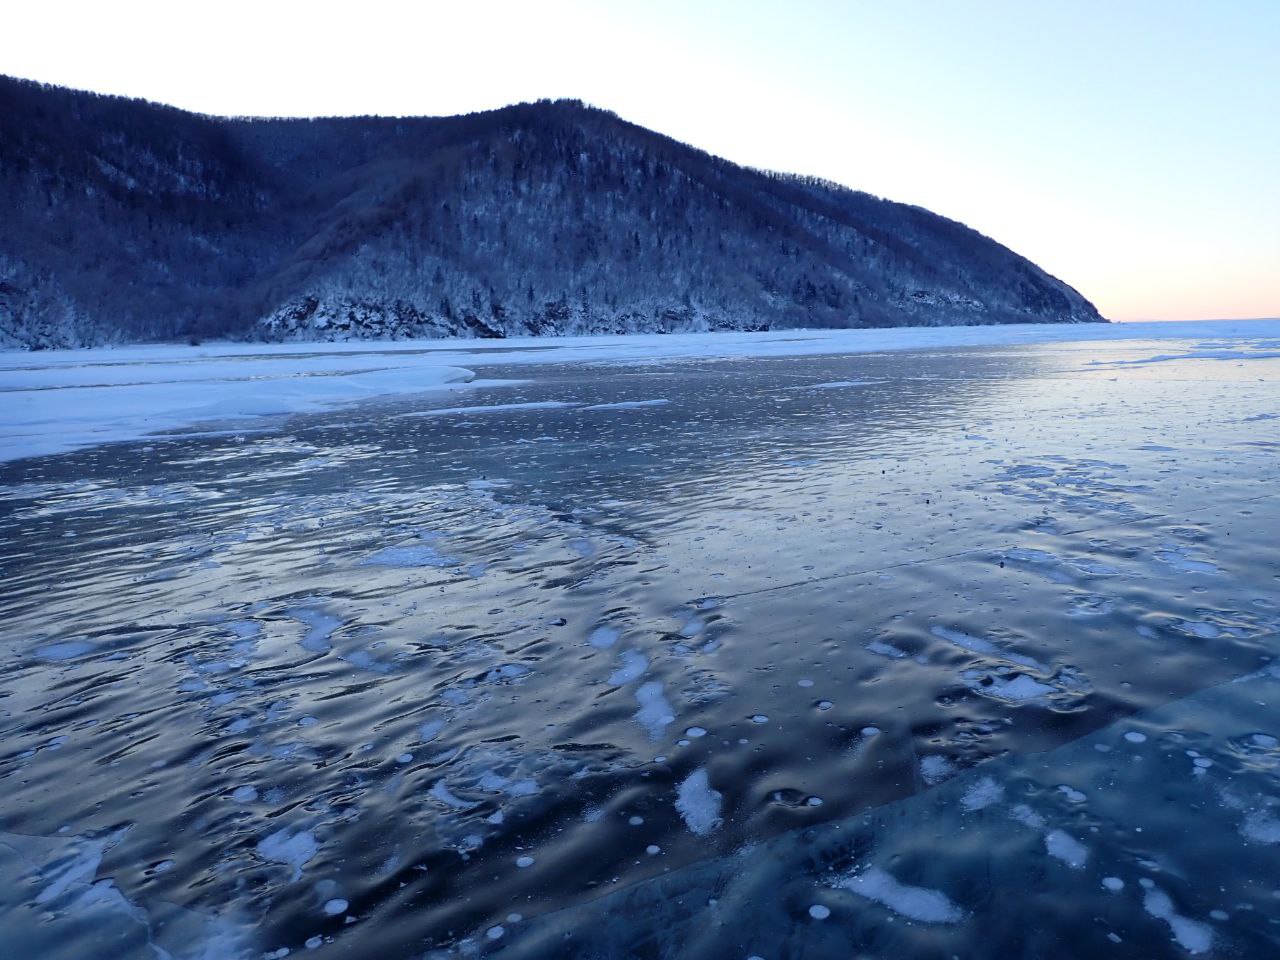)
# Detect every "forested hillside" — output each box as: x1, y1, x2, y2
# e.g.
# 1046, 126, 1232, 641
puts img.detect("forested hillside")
0, 76, 1103, 348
